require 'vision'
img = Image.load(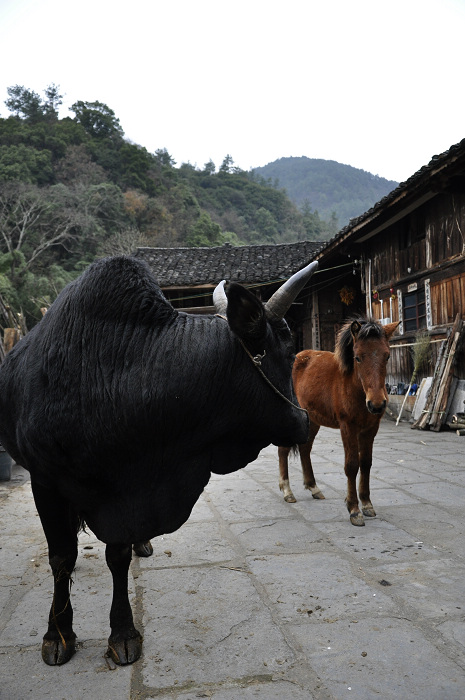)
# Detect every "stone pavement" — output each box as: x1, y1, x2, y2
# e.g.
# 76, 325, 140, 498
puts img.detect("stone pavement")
1, 419, 465, 700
